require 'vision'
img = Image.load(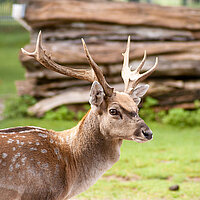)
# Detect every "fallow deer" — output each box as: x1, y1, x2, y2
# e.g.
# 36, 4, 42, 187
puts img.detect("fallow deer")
0, 32, 158, 200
